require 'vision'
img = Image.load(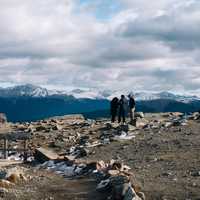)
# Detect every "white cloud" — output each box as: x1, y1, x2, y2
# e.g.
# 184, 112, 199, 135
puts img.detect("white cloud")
0, 0, 200, 93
